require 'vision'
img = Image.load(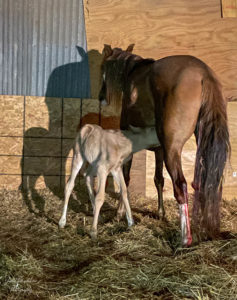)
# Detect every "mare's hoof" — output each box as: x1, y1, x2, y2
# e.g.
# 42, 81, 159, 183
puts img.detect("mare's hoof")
182, 236, 193, 247
157, 210, 166, 220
